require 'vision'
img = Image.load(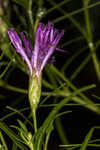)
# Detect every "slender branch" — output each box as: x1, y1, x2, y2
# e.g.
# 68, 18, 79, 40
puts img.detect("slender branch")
83, 0, 100, 81
28, 0, 34, 30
